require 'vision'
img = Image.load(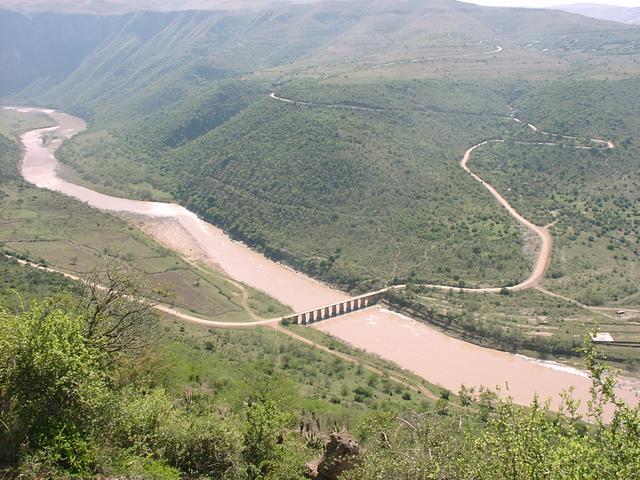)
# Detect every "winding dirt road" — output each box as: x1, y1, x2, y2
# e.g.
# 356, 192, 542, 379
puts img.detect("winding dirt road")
375, 44, 504, 68
268, 93, 615, 294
